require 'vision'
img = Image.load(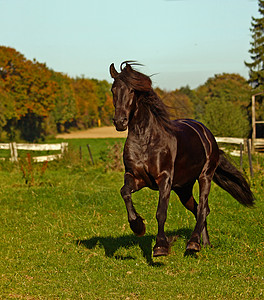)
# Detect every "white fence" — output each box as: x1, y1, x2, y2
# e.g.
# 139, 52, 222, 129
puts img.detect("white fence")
0, 142, 68, 162
215, 137, 245, 157
215, 137, 256, 177
215, 137, 264, 155
0, 137, 262, 163
254, 138, 264, 151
